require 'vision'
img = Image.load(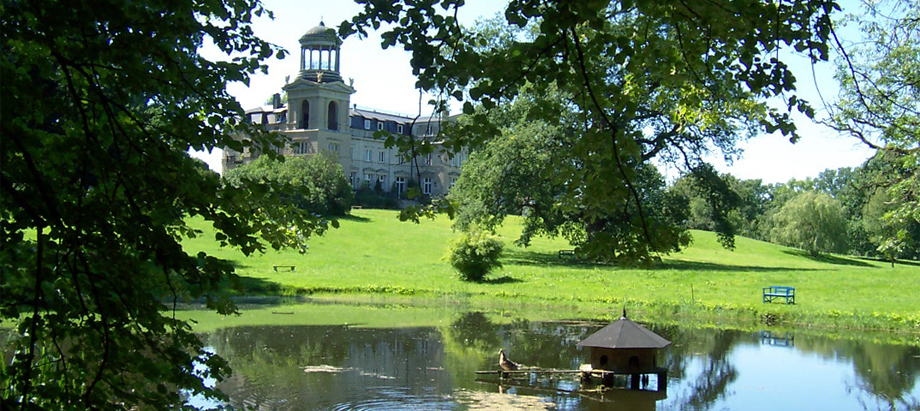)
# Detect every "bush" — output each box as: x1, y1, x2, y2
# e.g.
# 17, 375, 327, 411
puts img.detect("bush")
448, 230, 504, 282
354, 183, 400, 209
